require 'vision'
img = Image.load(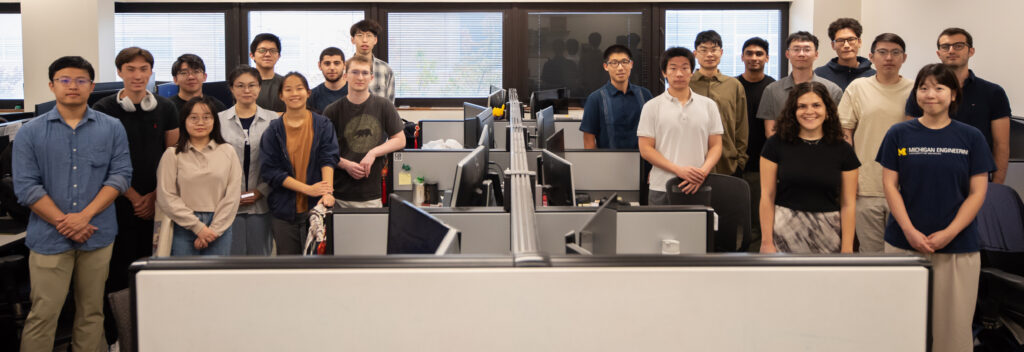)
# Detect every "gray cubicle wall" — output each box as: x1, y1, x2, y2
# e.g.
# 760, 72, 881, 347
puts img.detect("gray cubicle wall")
495, 118, 584, 150
390, 149, 641, 202
334, 205, 710, 255
419, 119, 465, 146
133, 255, 930, 352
